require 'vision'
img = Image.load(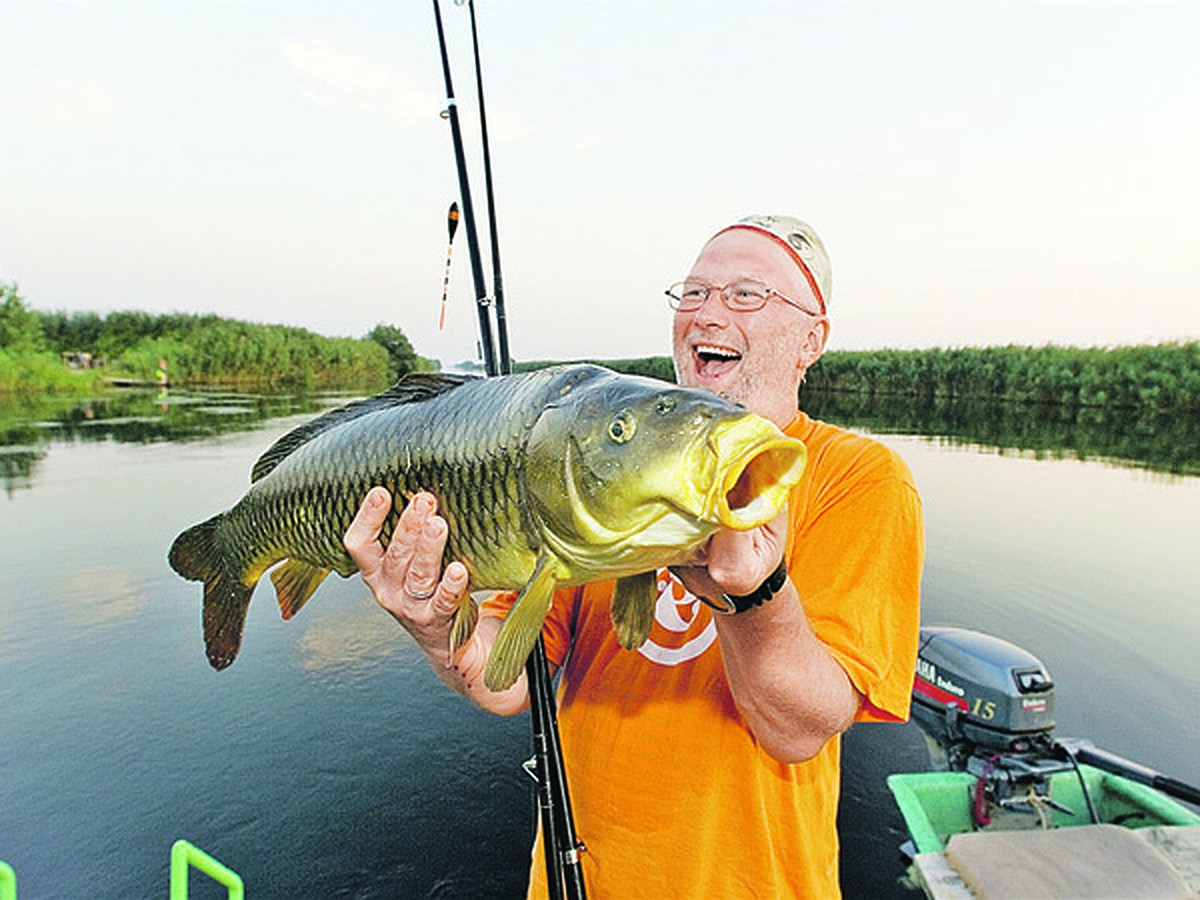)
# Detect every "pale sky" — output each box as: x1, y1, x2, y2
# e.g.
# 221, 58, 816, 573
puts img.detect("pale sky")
3, 1, 1198, 367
